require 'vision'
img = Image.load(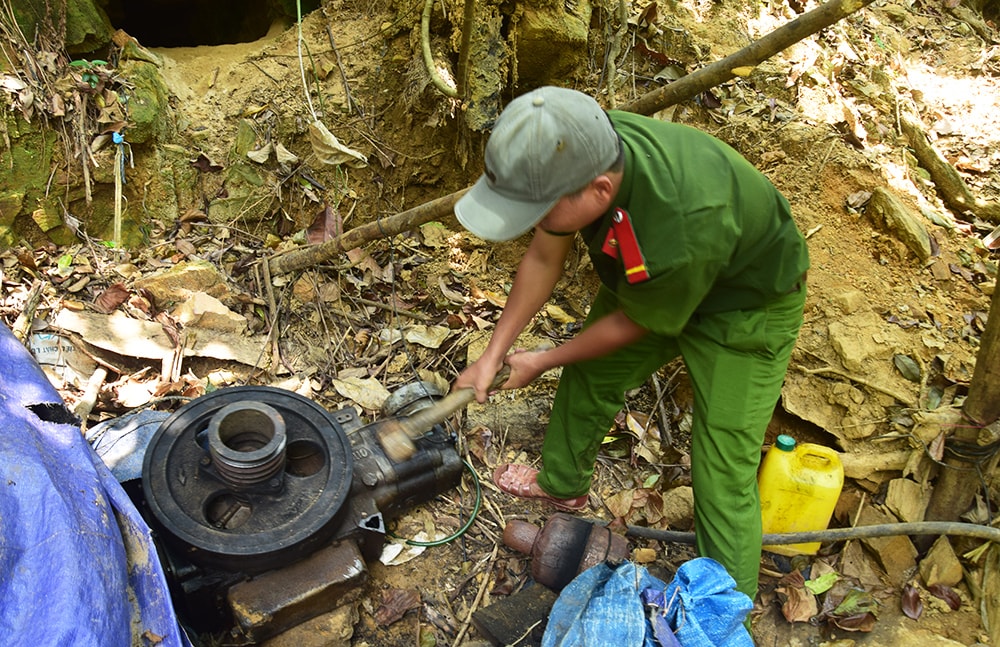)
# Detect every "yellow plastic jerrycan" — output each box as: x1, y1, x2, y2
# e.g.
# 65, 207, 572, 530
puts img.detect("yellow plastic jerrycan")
759, 435, 844, 556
